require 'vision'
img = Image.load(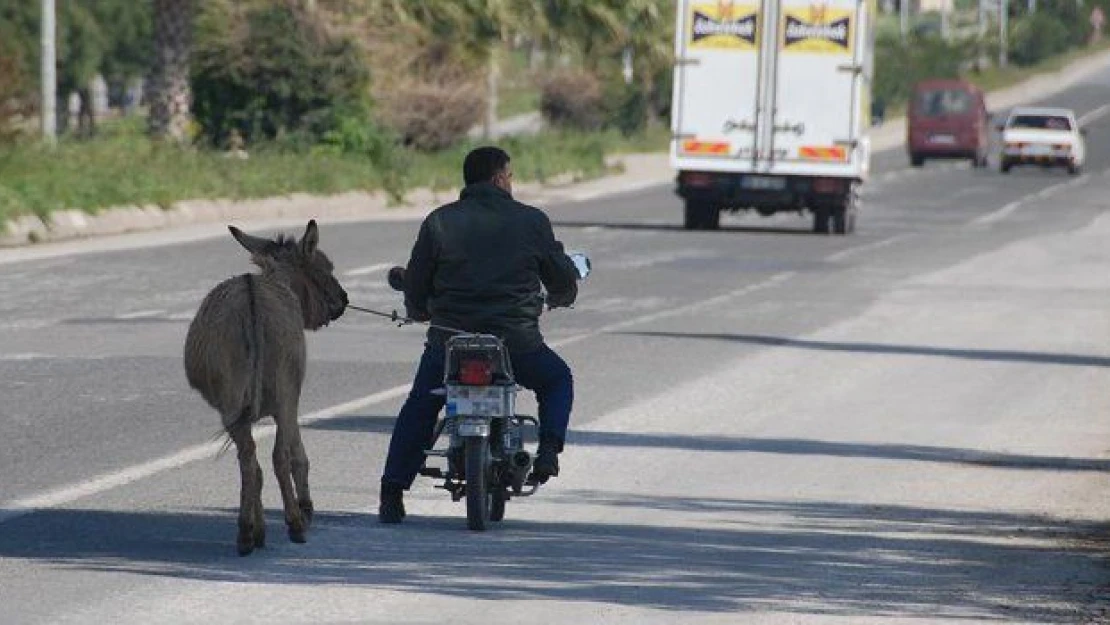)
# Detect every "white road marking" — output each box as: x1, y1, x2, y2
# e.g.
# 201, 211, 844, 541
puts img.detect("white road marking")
116, 309, 165, 320
0, 353, 51, 361
0, 270, 799, 524
1079, 103, 1110, 126
0, 387, 410, 525
344, 263, 393, 277
825, 235, 912, 262
970, 174, 1090, 226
